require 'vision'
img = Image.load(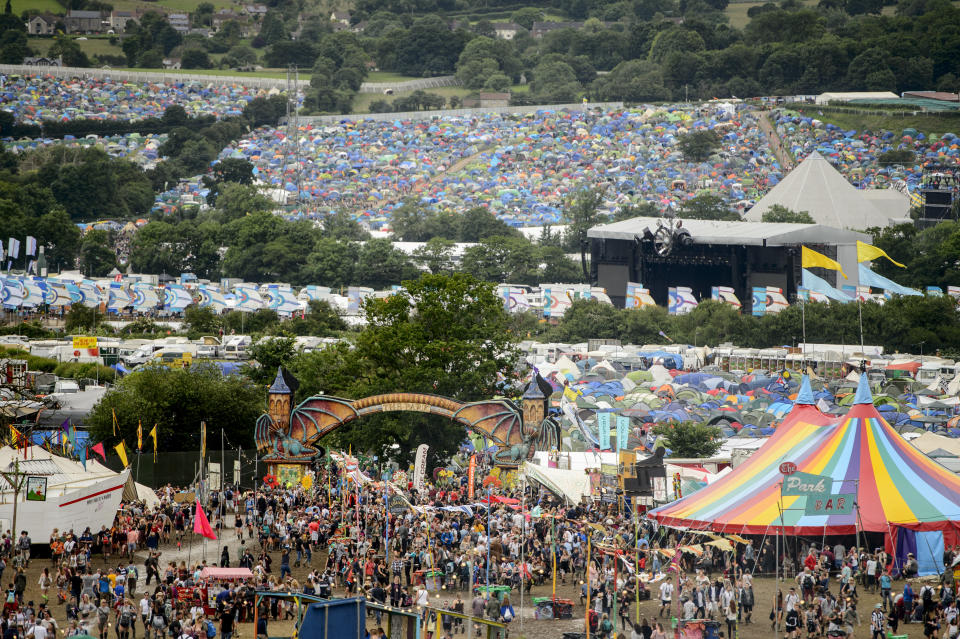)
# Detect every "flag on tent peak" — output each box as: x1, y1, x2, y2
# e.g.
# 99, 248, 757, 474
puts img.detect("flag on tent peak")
795, 375, 815, 405
854, 372, 873, 405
